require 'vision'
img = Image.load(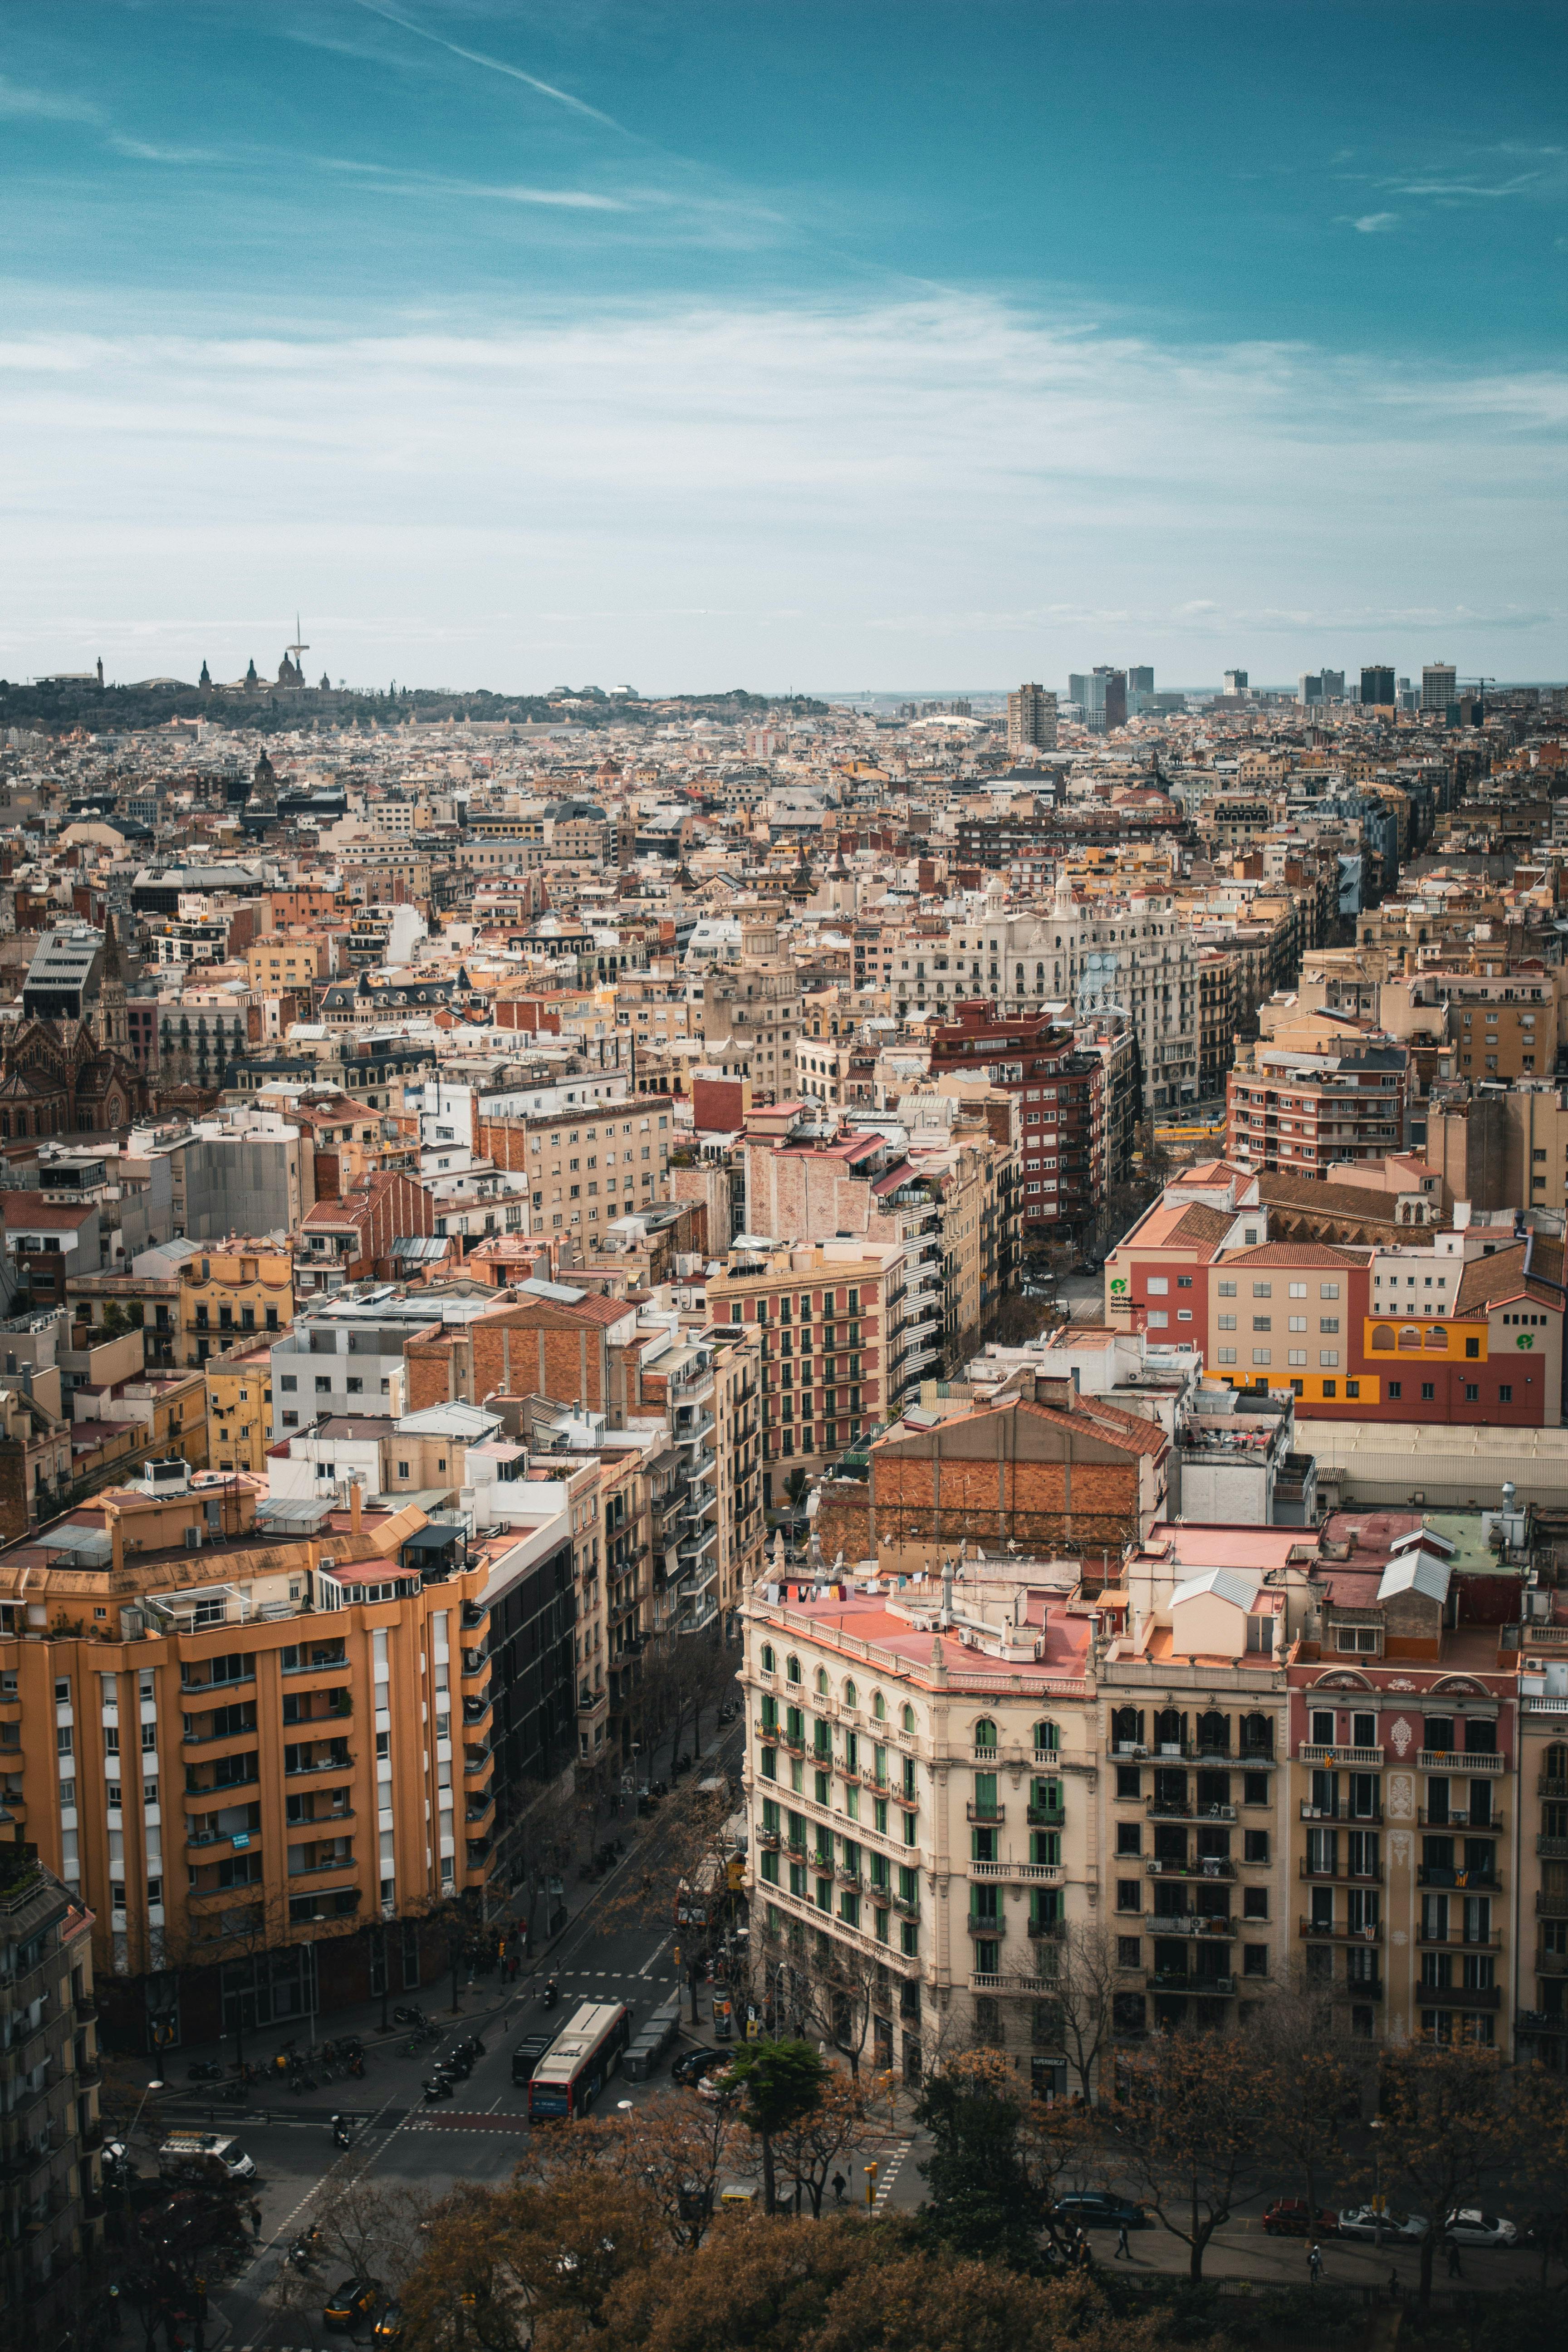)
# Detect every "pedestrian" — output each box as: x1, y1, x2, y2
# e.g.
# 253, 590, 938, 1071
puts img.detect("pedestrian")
248, 2198, 262, 2240
1307, 2241, 1323, 2285
831, 2171, 846, 2205
1115, 2220, 1131, 2261
1387, 2269, 1402, 2303
1446, 2238, 1463, 2279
